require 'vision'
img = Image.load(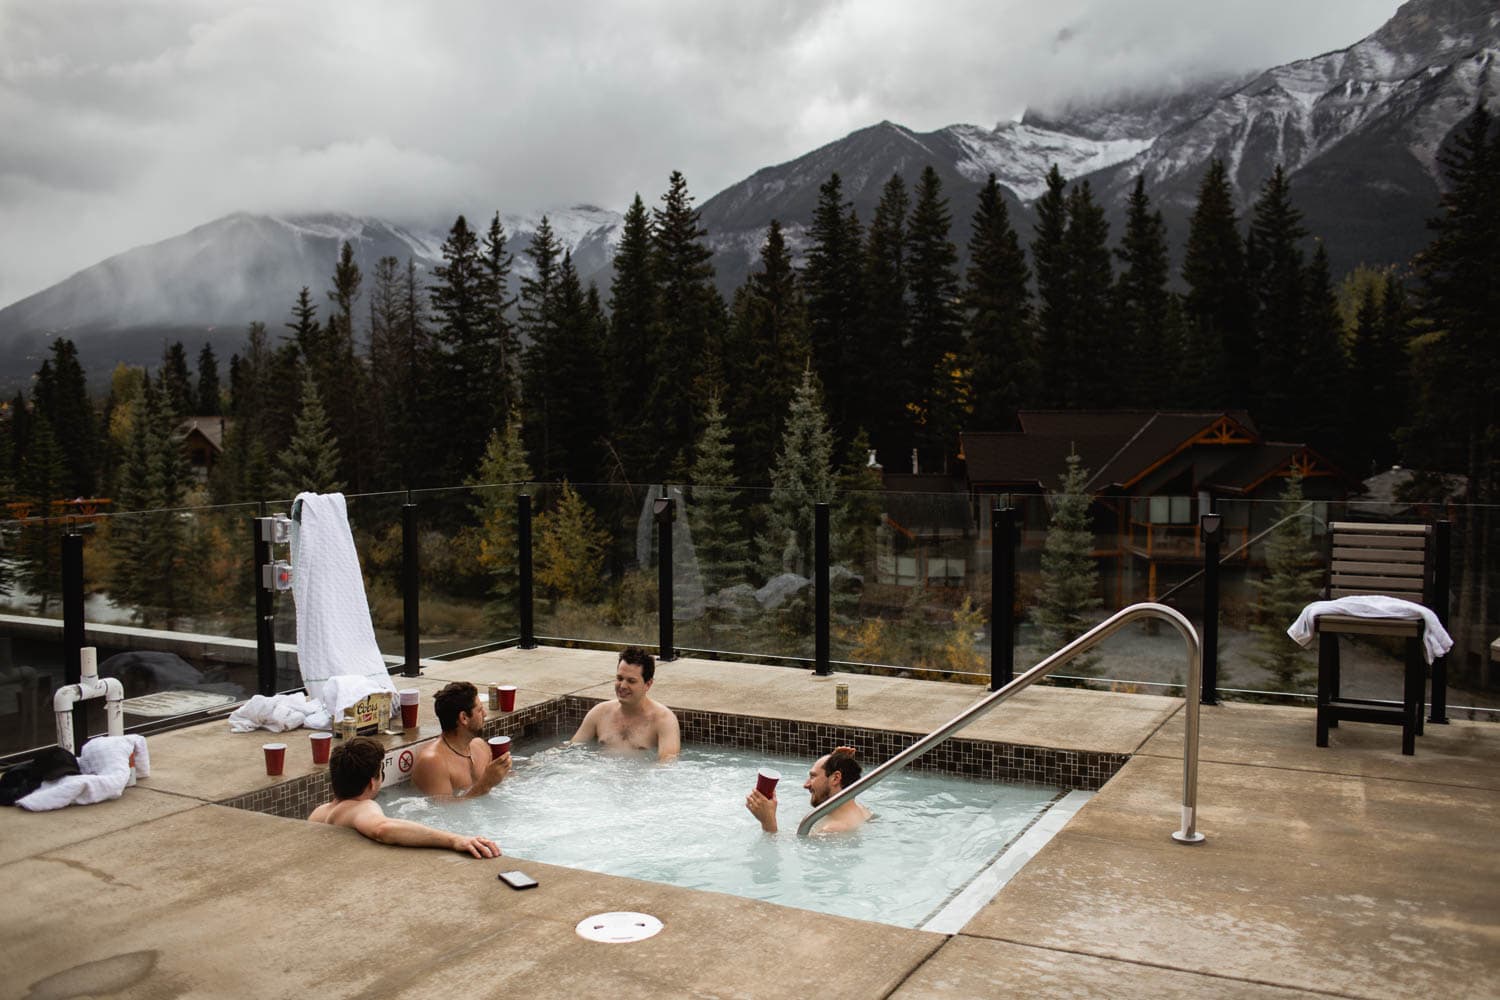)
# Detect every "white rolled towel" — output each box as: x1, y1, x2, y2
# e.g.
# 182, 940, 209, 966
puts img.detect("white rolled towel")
17, 735, 150, 811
